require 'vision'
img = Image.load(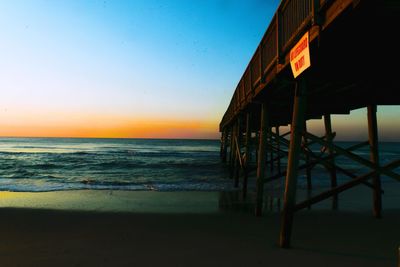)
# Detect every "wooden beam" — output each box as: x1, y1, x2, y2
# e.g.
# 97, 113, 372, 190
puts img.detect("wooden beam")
229, 125, 235, 169
266, 130, 383, 193
276, 126, 282, 174
234, 117, 242, 188
281, 131, 291, 138
306, 132, 400, 181
295, 160, 400, 211
222, 130, 228, 163
324, 114, 338, 210
230, 124, 237, 180
234, 135, 244, 170
303, 121, 312, 210
346, 140, 370, 151
255, 131, 260, 164
368, 105, 382, 218
243, 112, 251, 199
303, 121, 312, 192
305, 148, 384, 193
256, 103, 269, 216
271, 133, 374, 186
266, 142, 287, 158
263, 148, 383, 195
220, 132, 223, 160
264, 158, 316, 184
270, 127, 274, 173
280, 78, 307, 248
